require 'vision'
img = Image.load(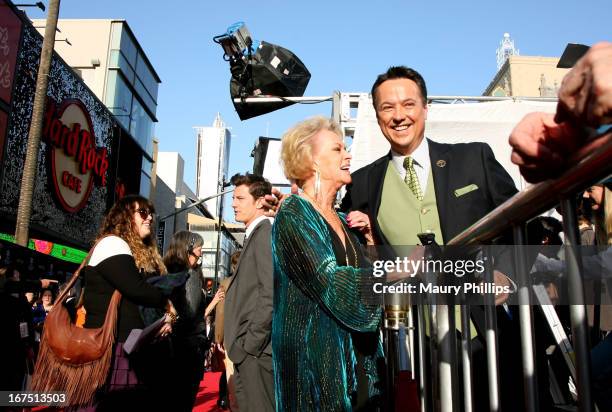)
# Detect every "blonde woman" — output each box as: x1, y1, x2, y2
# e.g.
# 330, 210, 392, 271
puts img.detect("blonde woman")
272, 117, 383, 411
